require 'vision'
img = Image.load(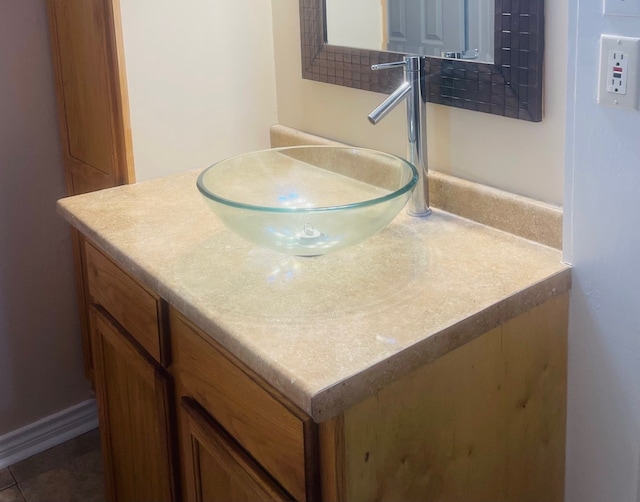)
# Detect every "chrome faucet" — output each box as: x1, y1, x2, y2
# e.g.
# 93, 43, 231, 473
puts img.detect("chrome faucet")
368, 56, 431, 216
